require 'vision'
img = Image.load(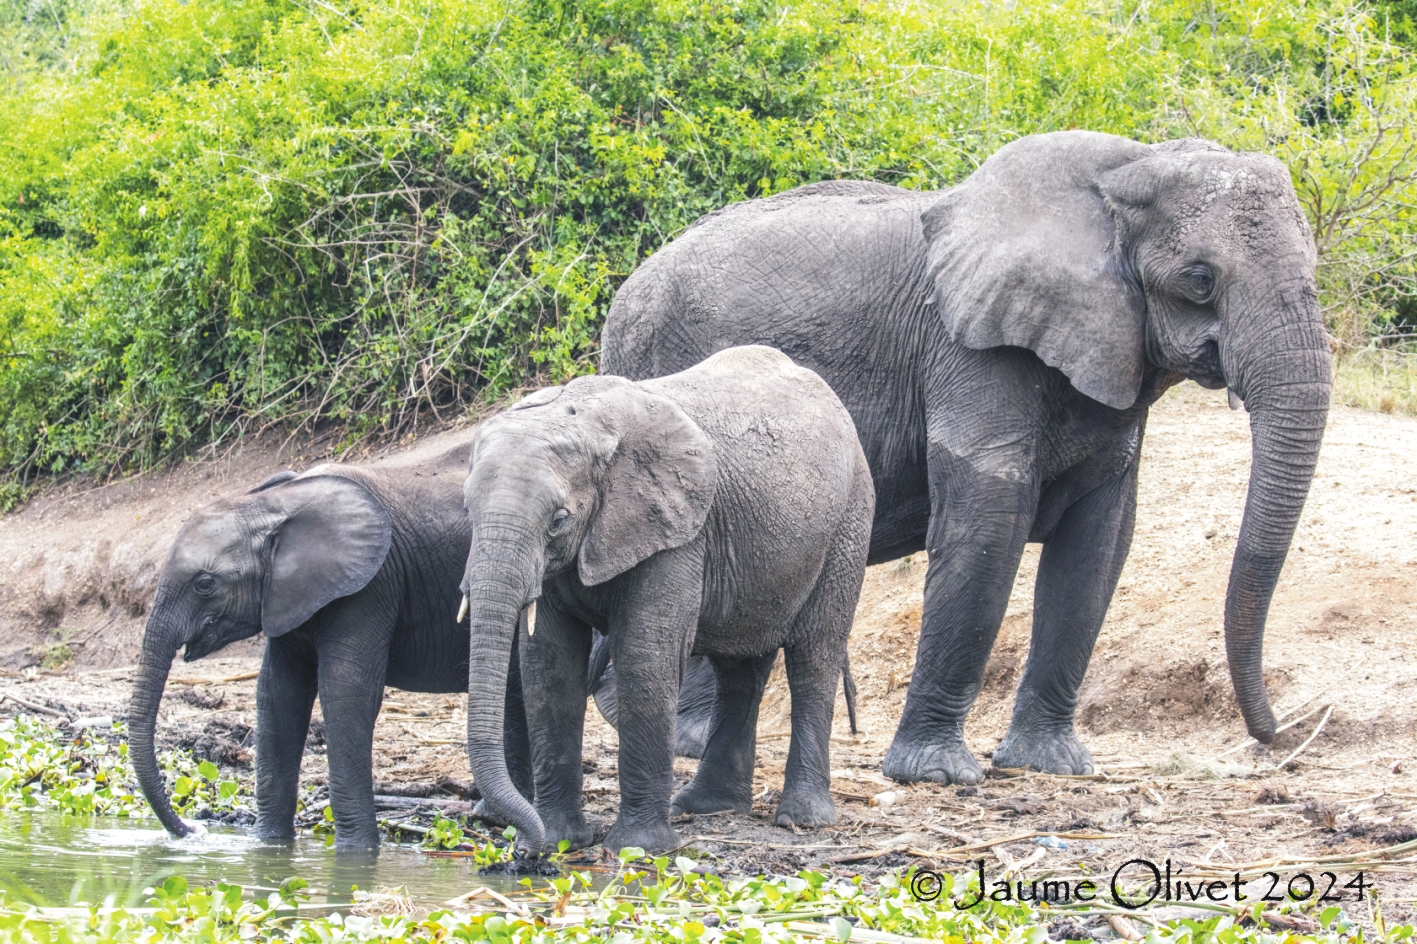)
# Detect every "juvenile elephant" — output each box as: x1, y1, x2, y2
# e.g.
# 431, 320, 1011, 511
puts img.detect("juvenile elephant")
459, 346, 874, 855
603, 131, 1331, 784
129, 445, 533, 849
